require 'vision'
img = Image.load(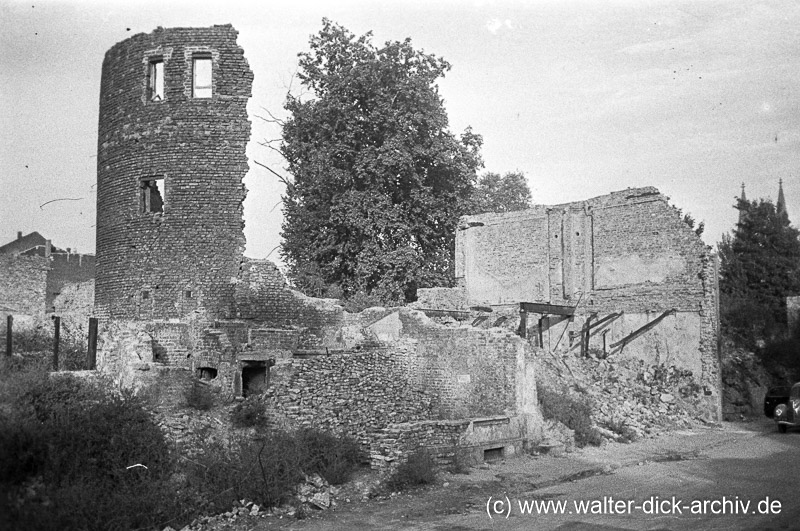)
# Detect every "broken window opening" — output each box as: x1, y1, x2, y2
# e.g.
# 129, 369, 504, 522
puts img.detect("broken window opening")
197, 367, 218, 380
192, 55, 212, 98
184, 290, 193, 299
141, 290, 150, 300
140, 177, 164, 213
148, 59, 164, 101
